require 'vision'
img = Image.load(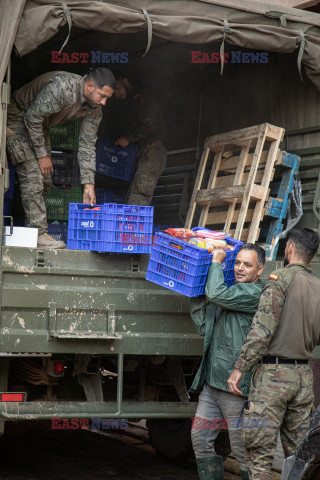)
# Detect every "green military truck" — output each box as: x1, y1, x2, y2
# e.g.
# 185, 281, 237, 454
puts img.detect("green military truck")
2, 0, 320, 476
